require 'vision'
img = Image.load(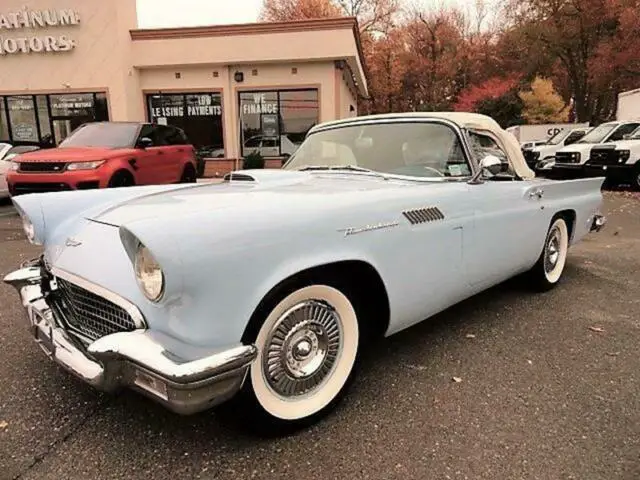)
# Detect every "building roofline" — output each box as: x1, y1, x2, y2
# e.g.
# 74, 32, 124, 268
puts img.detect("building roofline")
130, 16, 368, 97
131, 16, 358, 41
